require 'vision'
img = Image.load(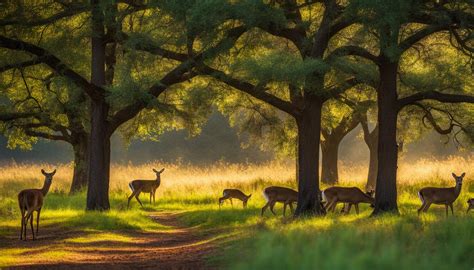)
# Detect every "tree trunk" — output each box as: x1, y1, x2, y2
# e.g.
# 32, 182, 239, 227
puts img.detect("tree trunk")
372, 58, 399, 215
86, 0, 110, 210
320, 137, 340, 185
86, 101, 111, 210
69, 135, 89, 194
294, 97, 325, 216
366, 141, 378, 191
